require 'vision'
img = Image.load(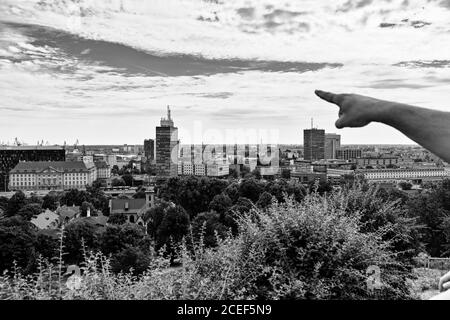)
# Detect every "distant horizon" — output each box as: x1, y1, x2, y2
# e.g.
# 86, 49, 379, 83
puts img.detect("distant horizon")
0, 142, 422, 148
